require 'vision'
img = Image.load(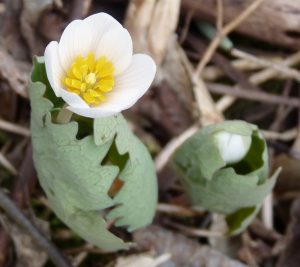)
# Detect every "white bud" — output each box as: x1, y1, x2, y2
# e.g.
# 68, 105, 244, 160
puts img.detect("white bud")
213, 131, 252, 164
